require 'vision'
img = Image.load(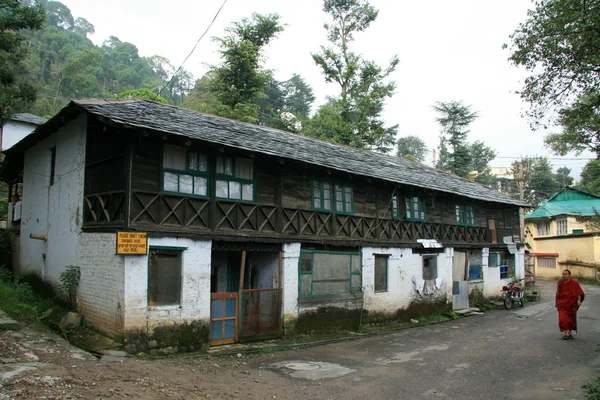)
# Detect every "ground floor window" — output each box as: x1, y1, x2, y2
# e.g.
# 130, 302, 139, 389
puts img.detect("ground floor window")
374, 254, 388, 292
299, 250, 362, 296
148, 248, 183, 306
537, 257, 557, 269
422, 255, 438, 280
